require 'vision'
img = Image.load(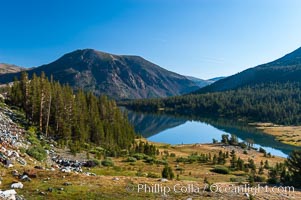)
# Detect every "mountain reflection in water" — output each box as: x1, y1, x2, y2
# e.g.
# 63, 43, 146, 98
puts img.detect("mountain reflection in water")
126, 109, 301, 157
